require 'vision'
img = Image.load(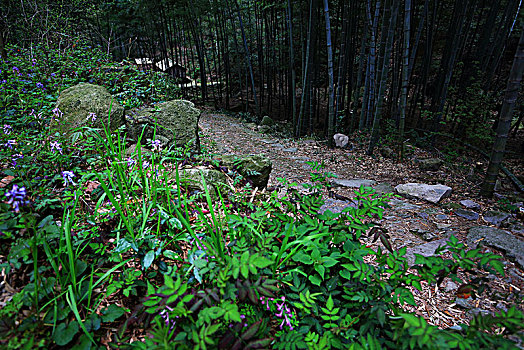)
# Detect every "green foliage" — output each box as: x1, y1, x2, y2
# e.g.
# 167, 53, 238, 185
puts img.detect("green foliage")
0, 44, 522, 349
